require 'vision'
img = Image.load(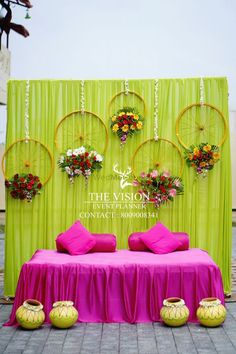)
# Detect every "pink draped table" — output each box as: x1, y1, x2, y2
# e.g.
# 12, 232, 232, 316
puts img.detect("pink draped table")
5, 249, 225, 325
